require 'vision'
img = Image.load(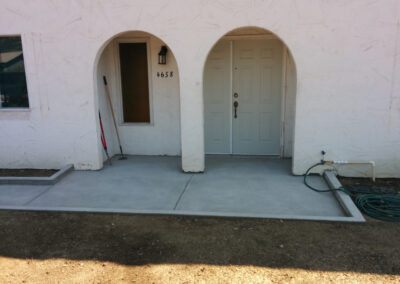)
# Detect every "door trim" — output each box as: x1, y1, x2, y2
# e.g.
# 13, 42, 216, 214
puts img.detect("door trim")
113, 37, 154, 126
229, 40, 233, 153
204, 38, 287, 156
280, 45, 288, 157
